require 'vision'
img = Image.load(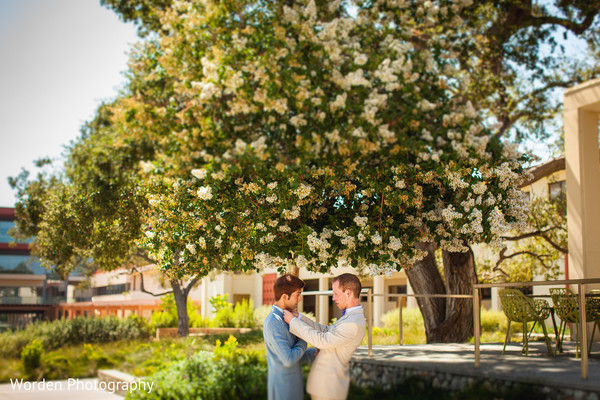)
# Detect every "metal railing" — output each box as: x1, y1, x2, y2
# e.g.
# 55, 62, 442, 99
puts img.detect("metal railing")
300, 289, 473, 357
303, 278, 600, 381
376, 293, 473, 345
473, 278, 600, 380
